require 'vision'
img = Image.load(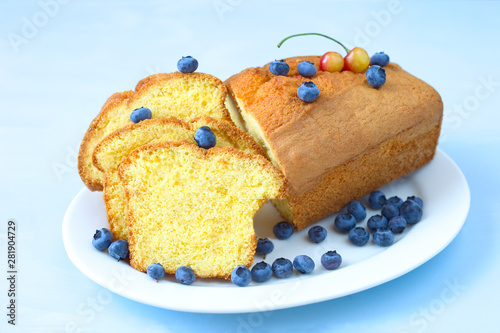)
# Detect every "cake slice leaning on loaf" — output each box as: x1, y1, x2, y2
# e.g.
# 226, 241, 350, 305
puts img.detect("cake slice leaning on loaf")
119, 141, 286, 278
92, 117, 265, 241
79, 72, 233, 191
225, 56, 443, 230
